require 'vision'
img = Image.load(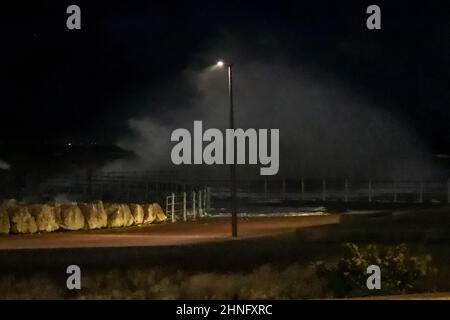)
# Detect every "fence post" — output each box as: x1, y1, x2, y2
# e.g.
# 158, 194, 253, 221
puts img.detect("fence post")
127, 183, 131, 202
100, 183, 104, 200
203, 189, 207, 215
171, 192, 175, 223
322, 179, 326, 202
419, 181, 423, 203
447, 179, 450, 204
301, 179, 305, 201
368, 179, 372, 202
393, 181, 397, 203
206, 187, 211, 215
199, 189, 203, 217
344, 179, 348, 202
86, 169, 92, 199
192, 191, 197, 220
165, 195, 169, 216
183, 192, 187, 221
264, 179, 268, 199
